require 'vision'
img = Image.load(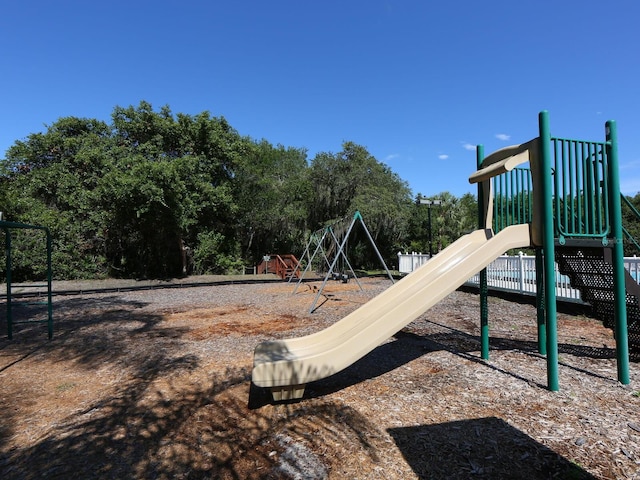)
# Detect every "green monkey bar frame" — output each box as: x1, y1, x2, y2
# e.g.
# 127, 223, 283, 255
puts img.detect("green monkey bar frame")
473, 111, 629, 390
1, 220, 53, 339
